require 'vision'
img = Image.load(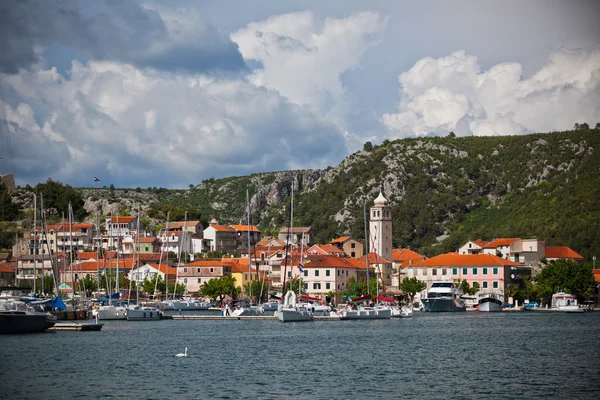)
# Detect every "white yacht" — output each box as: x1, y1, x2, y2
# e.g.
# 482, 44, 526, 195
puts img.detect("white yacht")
421, 281, 466, 312
339, 305, 392, 320
551, 292, 580, 311
0, 298, 57, 334
259, 302, 280, 312
391, 305, 413, 318
94, 304, 128, 320
231, 305, 264, 316
160, 299, 210, 311
277, 291, 314, 322
127, 305, 163, 321
478, 293, 503, 312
